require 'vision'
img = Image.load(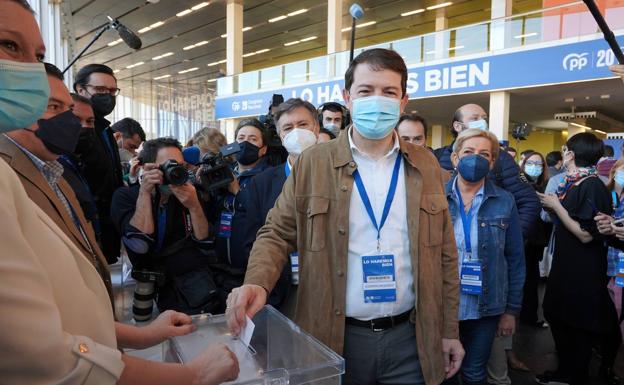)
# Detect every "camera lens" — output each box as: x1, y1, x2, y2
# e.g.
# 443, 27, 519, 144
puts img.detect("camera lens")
167, 165, 189, 185
133, 281, 156, 322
